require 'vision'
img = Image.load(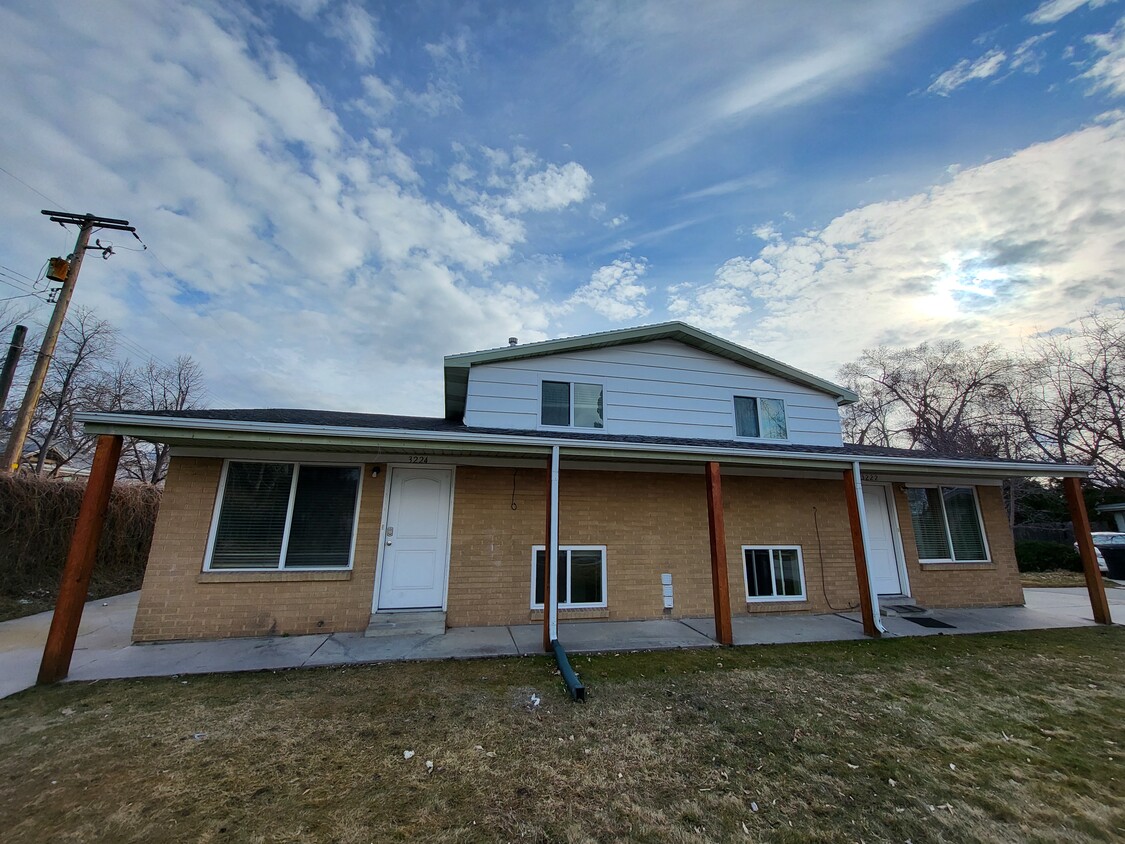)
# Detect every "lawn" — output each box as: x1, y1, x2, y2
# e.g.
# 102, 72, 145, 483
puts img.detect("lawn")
1020, 570, 1116, 588
2, 628, 1123, 843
